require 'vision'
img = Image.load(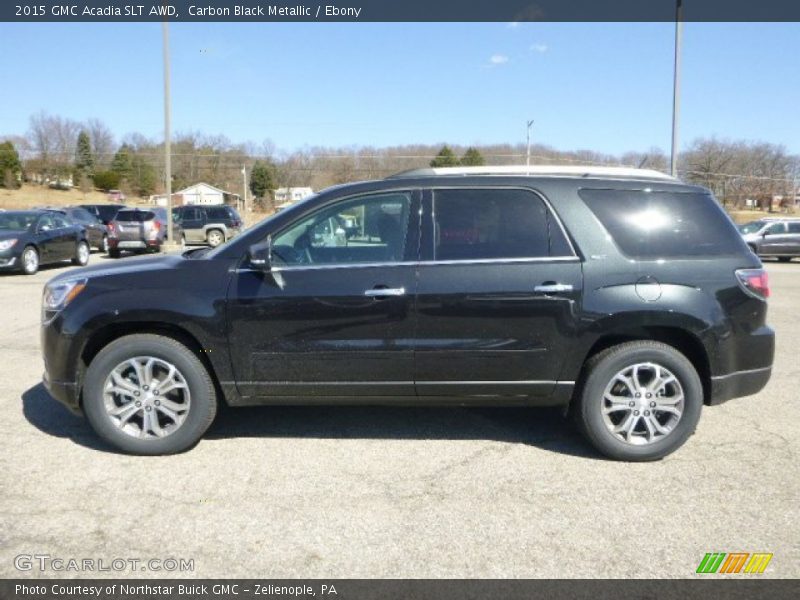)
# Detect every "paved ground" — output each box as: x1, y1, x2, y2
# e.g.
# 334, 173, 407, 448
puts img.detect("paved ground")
1, 256, 798, 579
